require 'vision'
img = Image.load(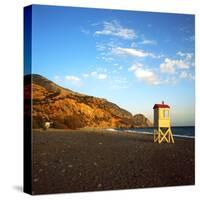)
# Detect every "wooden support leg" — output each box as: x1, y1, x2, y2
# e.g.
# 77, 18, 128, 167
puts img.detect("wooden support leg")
159, 128, 169, 143
154, 129, 159, 143
158, 128, 161, 144
169, 129, 175, 144
154, 128, 174, 144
